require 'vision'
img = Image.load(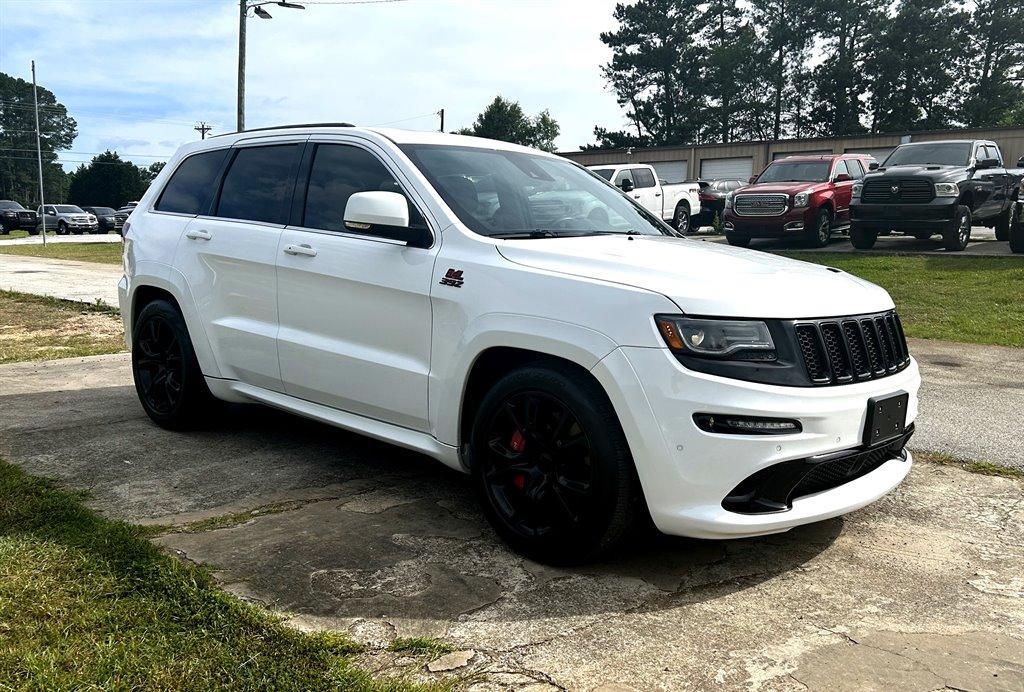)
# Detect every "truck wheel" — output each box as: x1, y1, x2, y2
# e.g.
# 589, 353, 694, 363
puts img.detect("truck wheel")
673, 202, 692, 235
806, 208, 832, 248
57, 221, 68, 235
725, 233, 750, 247
943, 206, 971, 251
994, 204, 1011, 241
1010, 203, 1023, 253
469, 362, 641, 564
850, 225, 877, 249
